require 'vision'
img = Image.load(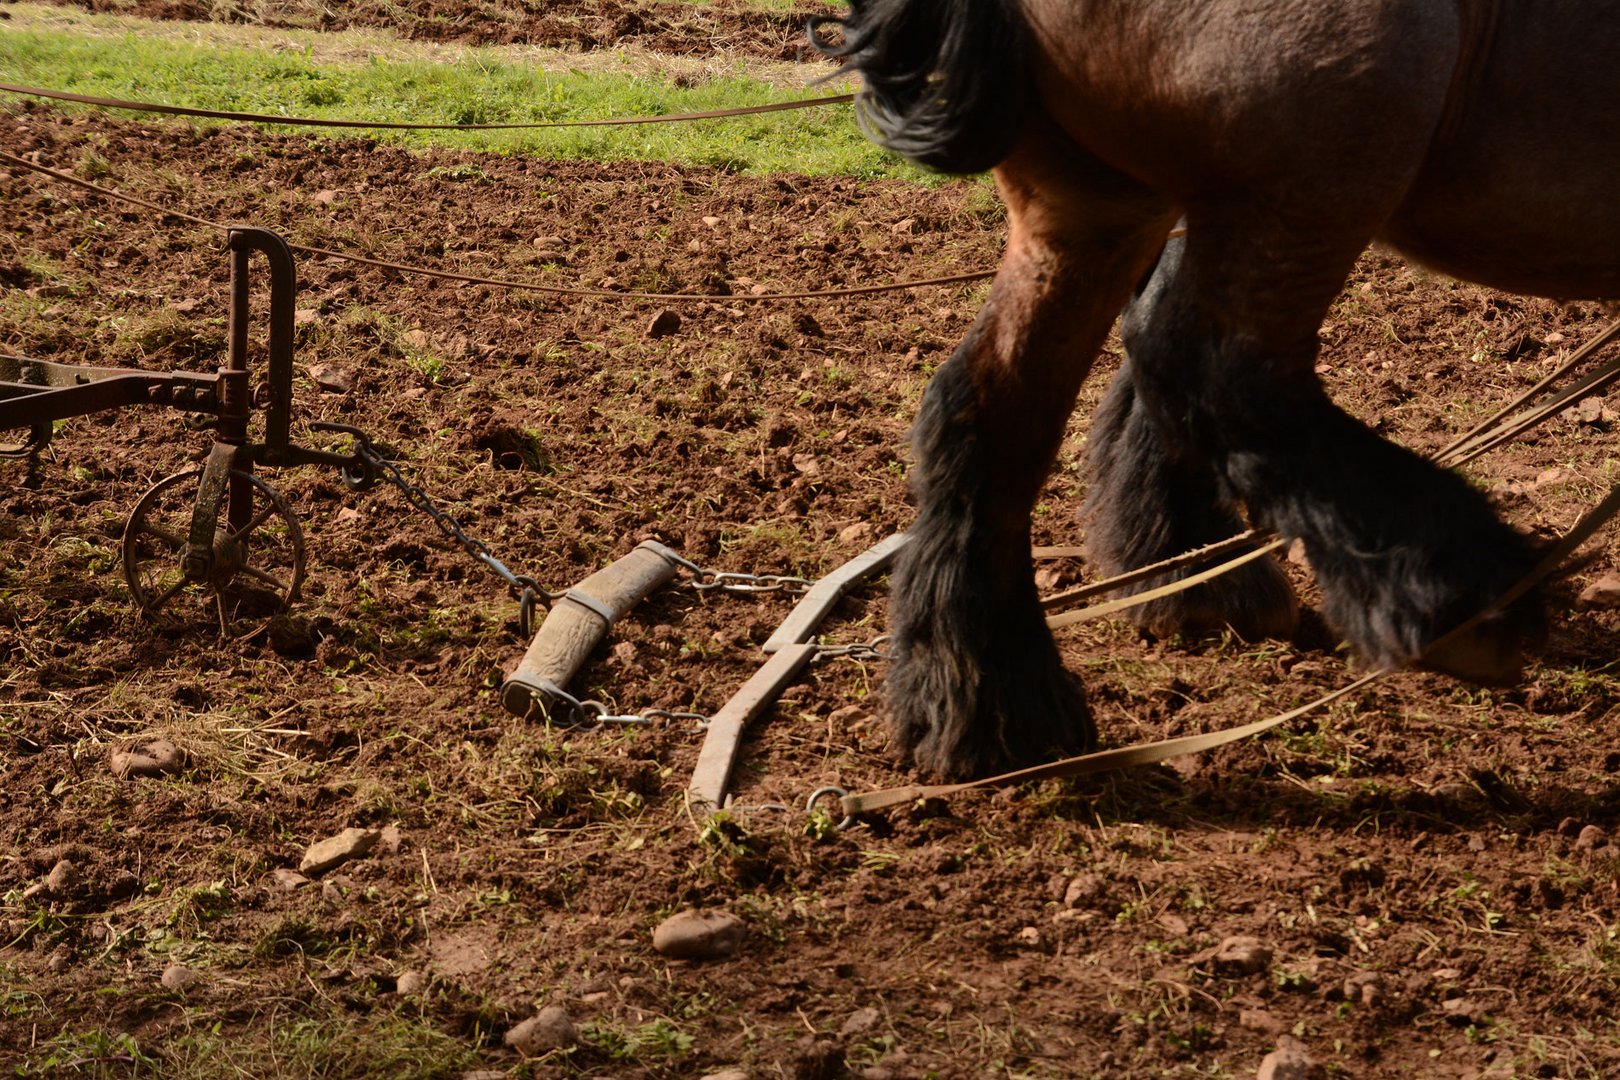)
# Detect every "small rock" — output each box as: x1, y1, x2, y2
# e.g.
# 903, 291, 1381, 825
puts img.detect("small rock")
299, 827, 381, 876
293, 307, 319, 327
1014, 926, 1043, 948
652, 909, 747, 961
44, 859, 78, 897
701, 215, 723, 228
305, 363, 350, 393
1213, 936, 1273, 977
395, 969, 427, 995
504, 1005, 578, 1055
462, 1072, 507, 1080
271, 868, 310, 891
1577, 575, 1620, 610
1575, 824, 1608, 851
1440, 997, 1479, 1025
839, 1006, 880, 1037
378, 825, 405, 854
1063, 872, 1108, 909
838, 521, 875, 547
110, 739, 183, 779
1257, 1036, 1313, 1080
646, 309, 681, 339
1239, 1009, 1285, 1036
311, 189, 338, 206
1577, 396, 1615, 425
161, 964, 203, 991
1342, 971, 1385, 1007
699, 1071, 750, 1080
